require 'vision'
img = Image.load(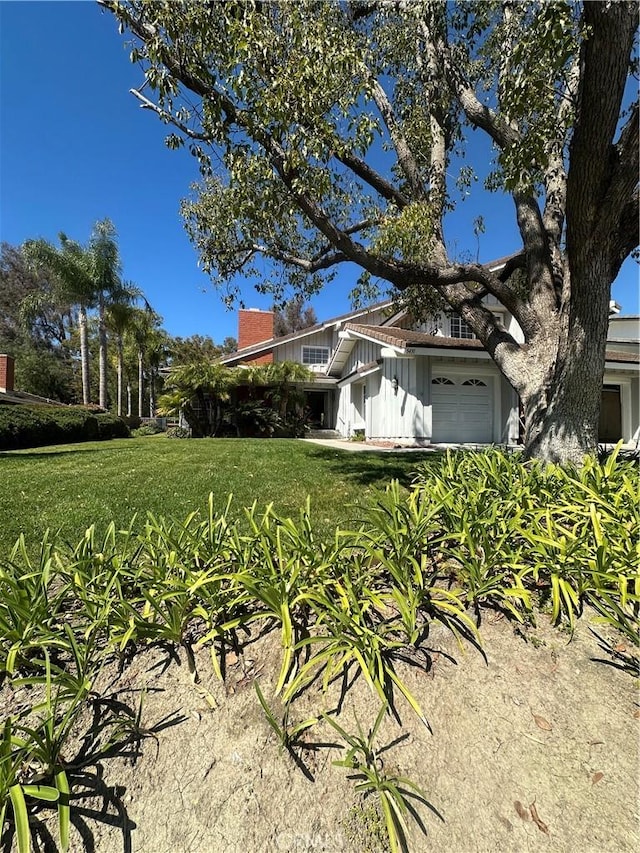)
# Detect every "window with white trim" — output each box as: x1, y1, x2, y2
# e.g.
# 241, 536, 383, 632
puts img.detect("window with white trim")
432, 377, 455, 385
301, 345, 330, 365
448, 314, 476, 339
462, 378, 487, 386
